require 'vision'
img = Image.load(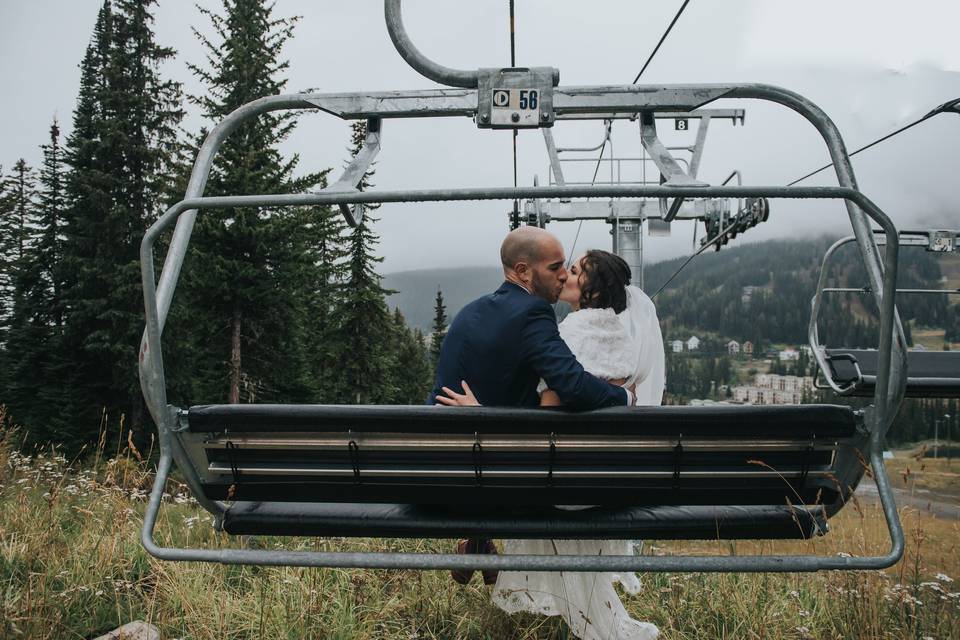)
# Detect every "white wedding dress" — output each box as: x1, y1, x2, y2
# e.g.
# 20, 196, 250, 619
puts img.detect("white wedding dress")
492, 285, 666, 640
